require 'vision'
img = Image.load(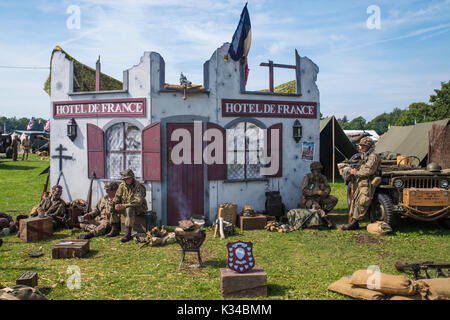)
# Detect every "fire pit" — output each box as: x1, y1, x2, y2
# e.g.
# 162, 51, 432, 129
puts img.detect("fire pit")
175, 229, 206, 268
